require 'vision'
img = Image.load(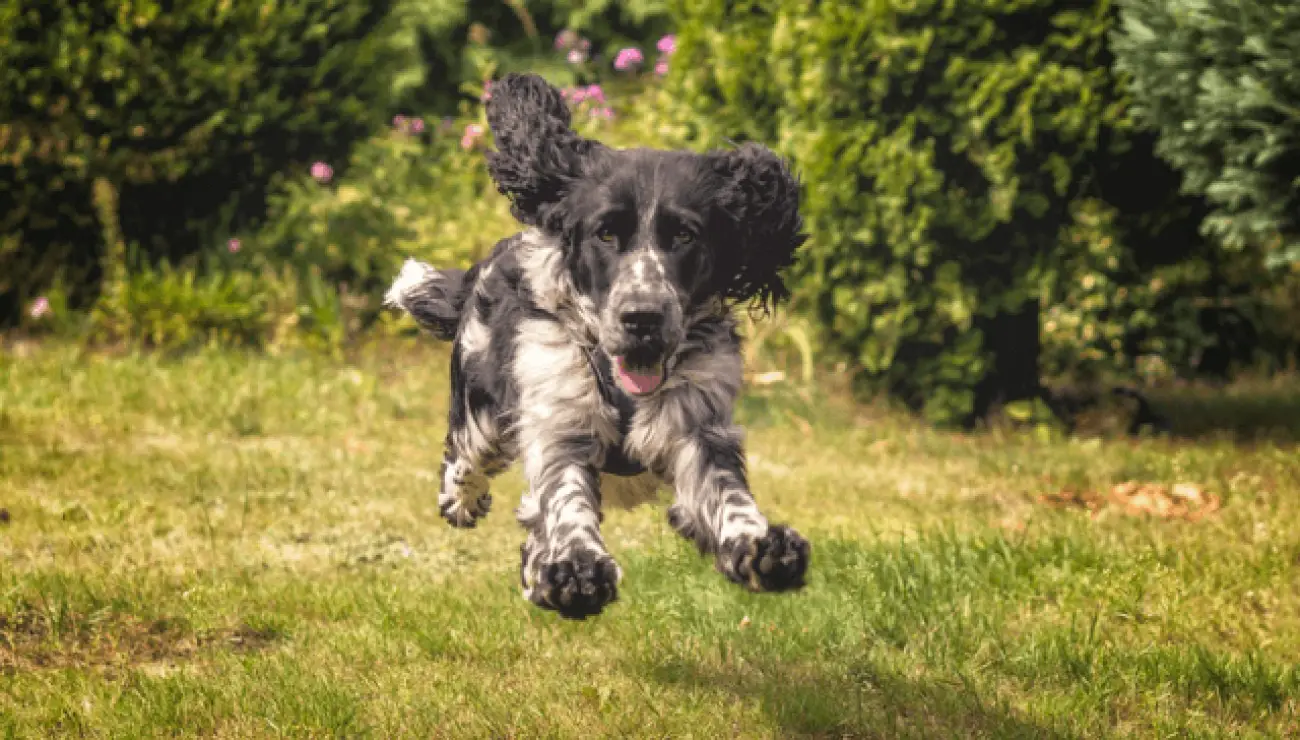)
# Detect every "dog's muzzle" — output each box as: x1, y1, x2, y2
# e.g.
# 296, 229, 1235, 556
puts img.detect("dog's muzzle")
607, 302, 679, 396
